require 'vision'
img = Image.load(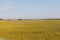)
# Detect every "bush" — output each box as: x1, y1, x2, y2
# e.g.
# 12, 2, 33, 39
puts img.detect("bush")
0, 18, 3, 20
17, 19, 22, 20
